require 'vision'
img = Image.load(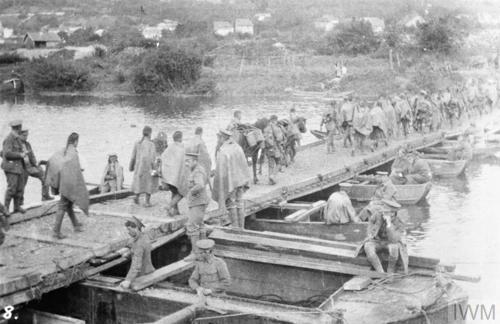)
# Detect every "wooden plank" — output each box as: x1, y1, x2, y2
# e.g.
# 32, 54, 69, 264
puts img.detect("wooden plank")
272, 202, 314, 210
149, 304, 200, 324
131, 260, 195, 291
216, 227, 358, 251
89, 209, 166, 224
284, 200, 326, 222
8, 230, 107, 250
9, 189, 133, 225
0, 273, 42, 297
22, 309, 86, 324
215, 245, 386, 279
210, 229, 359, 258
